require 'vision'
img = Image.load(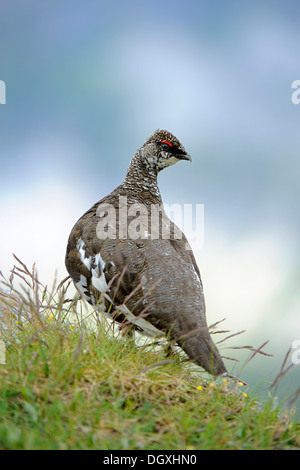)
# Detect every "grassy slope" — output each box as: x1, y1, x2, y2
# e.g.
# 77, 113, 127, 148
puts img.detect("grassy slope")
0, 262, 299, 450
1, 321, 300, 450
